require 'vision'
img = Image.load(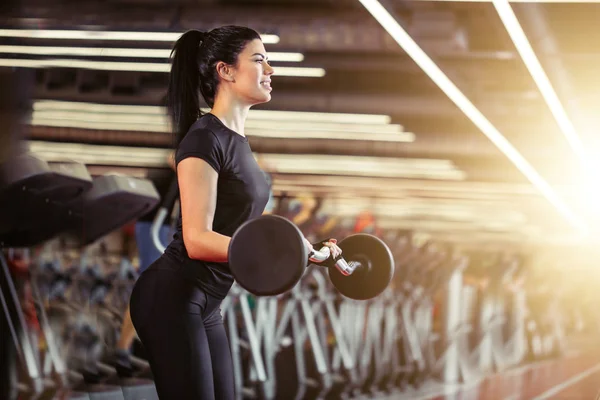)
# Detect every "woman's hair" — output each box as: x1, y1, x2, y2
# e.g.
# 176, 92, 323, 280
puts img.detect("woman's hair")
166, 25, 261, 148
